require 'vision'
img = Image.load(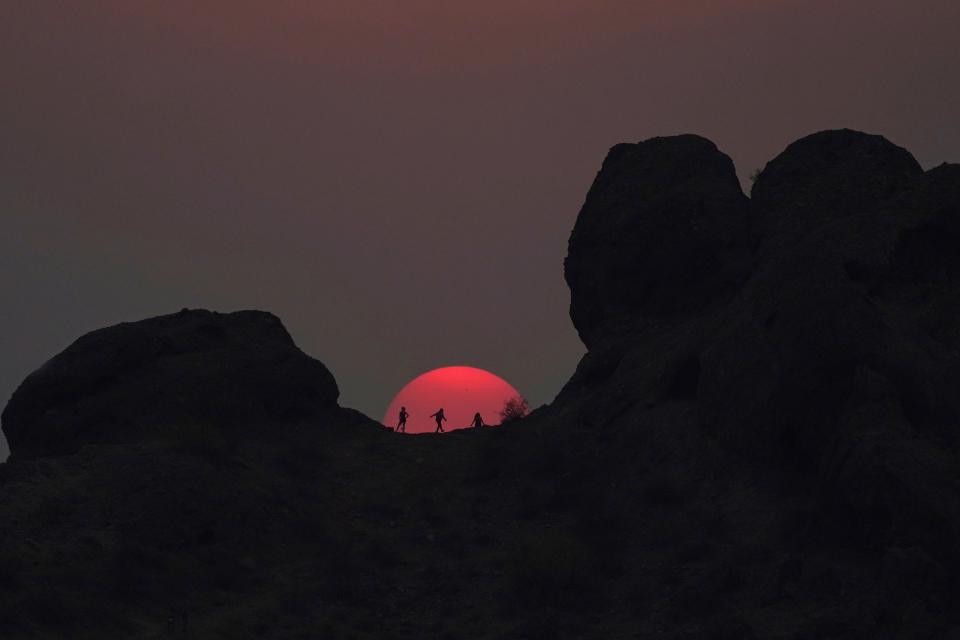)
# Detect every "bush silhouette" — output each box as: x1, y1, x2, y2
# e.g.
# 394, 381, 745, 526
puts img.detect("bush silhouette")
499, 395, 530, 424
